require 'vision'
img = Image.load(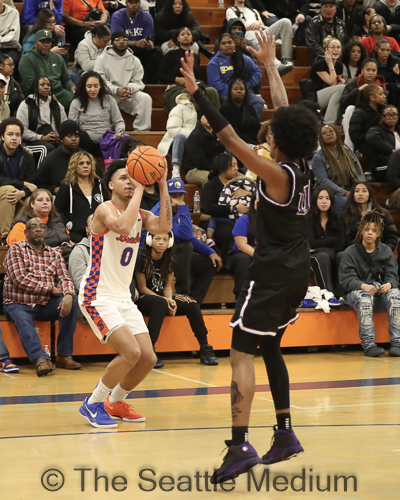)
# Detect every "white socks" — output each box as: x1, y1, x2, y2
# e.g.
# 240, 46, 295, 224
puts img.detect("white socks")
109, 383, 131, 404
88, 379, 112, 404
